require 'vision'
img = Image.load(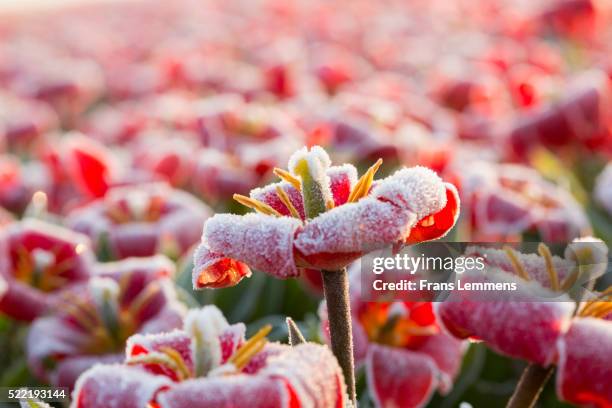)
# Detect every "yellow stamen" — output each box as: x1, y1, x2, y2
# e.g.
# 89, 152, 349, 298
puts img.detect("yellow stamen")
233, 194, 282, 217
503, 246, 531, 281
583, 302, 612, 319
273, 168, 302, 191
560, 267, 580, 291
348, 158, 383, 203
233, 338, 267, 370
15, 246, 33, 281
275, 186, 300, 218
538, 243, 559, 291
127, 352, 181, 375
159, 346, 192, 380
63, 302, 99, 331
579, 288, 612, 317
229, 324, 272, 368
